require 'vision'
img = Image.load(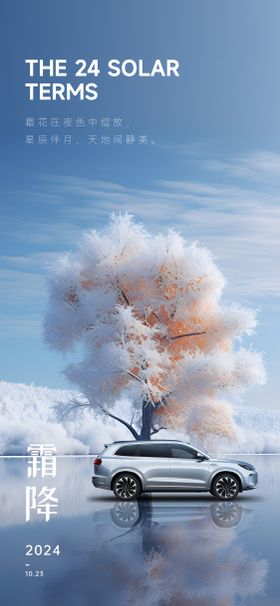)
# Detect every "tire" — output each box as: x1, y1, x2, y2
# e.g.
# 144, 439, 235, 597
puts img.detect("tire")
210, 502, 242, 528
111, 501, 140, 527
112, 473, 142, 501
211, 473, 239, 500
